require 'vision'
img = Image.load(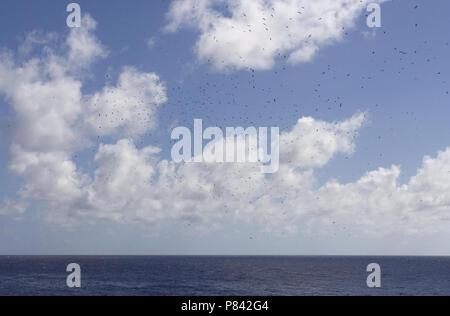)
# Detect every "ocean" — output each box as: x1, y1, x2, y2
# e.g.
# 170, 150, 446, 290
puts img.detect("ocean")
0, 256, 449, 296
